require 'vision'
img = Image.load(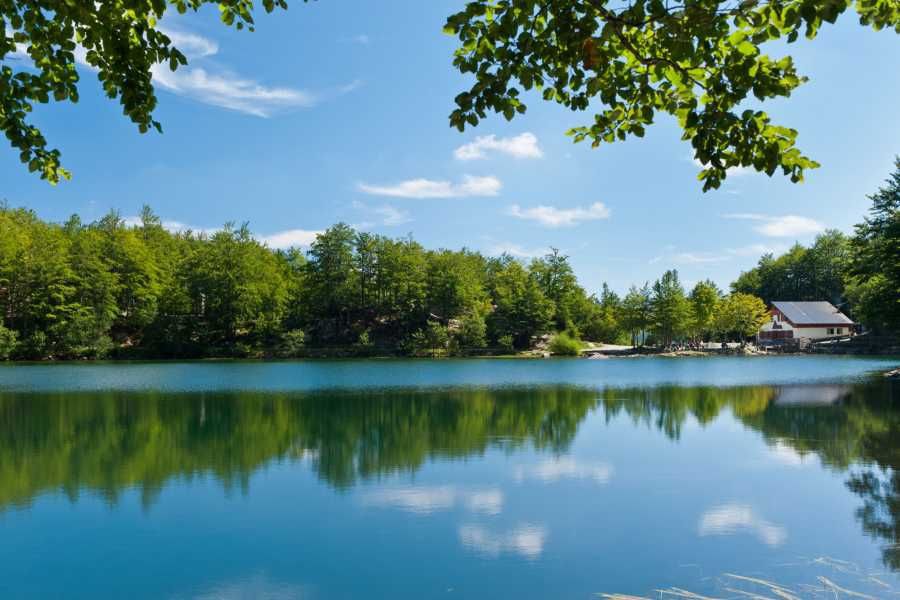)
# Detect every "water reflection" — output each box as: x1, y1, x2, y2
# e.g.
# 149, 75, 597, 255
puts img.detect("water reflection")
0, 386, 596, 509
697, 503, 787, 547
512, 457, 613, 484
2, 380, 900, 572
458, 523, 547, 559
360, 486, 504, 516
